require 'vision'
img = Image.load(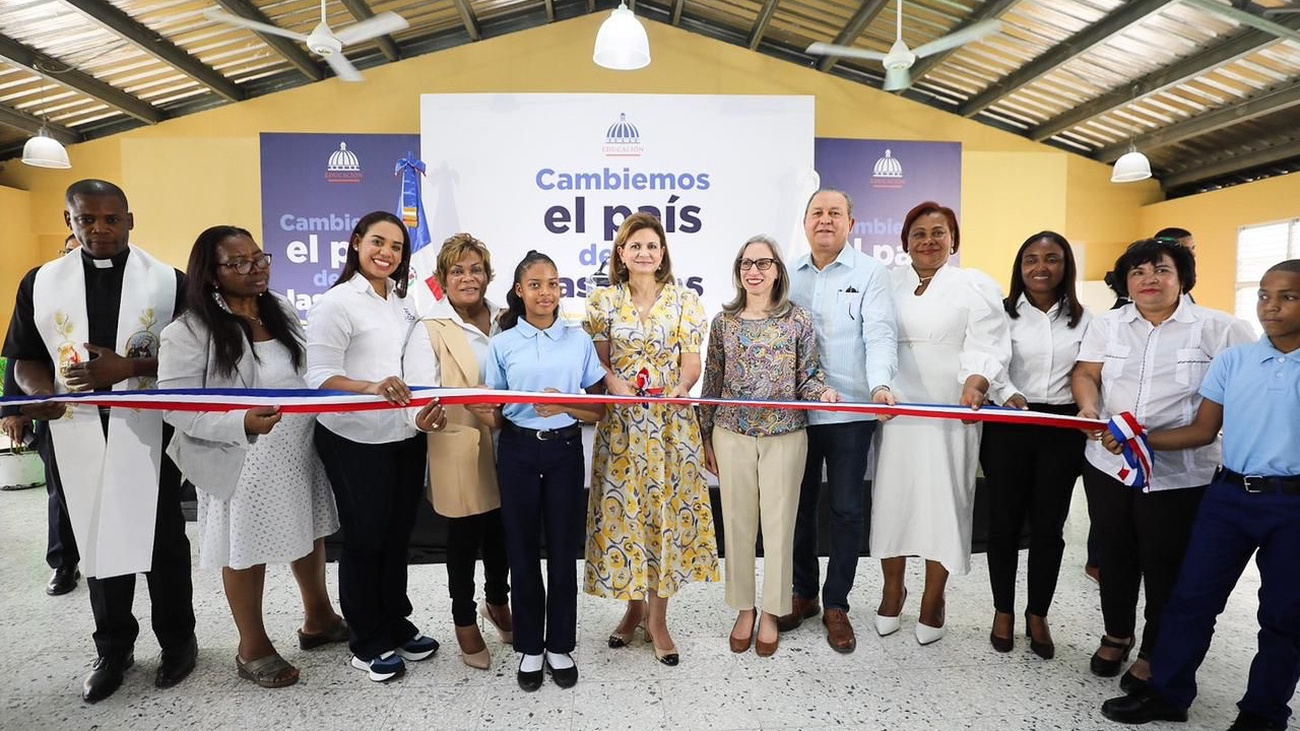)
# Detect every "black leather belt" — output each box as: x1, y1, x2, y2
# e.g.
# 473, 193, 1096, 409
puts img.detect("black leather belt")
1215, 467, 1300, 496
503, 421, 582, 441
